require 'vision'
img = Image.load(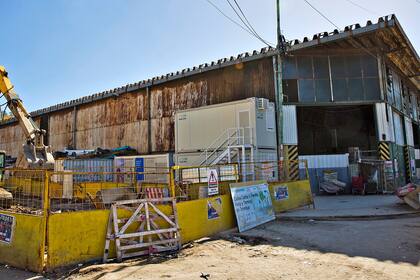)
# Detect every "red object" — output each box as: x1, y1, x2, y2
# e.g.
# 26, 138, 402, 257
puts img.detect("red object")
396, 183, 416, 198
351, 176, 364, 190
